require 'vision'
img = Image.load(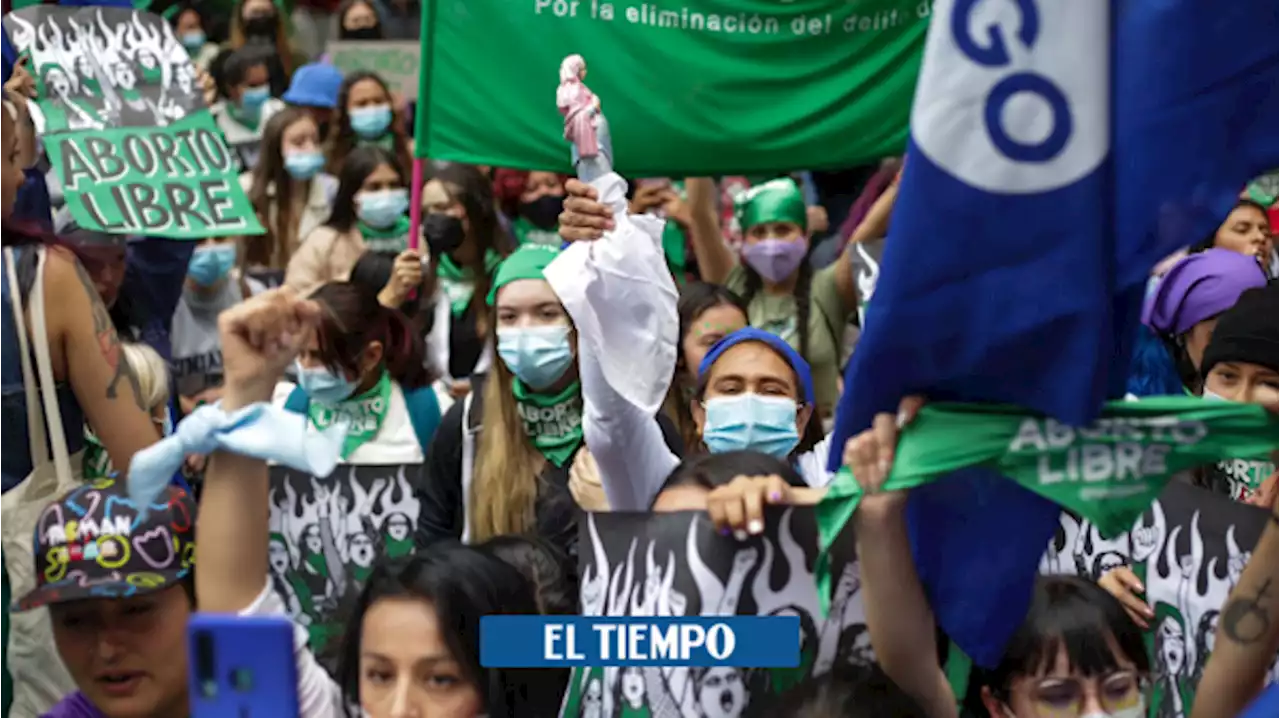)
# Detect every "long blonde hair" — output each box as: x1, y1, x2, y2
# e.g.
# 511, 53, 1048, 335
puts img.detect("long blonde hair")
469, 312, 548, 541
